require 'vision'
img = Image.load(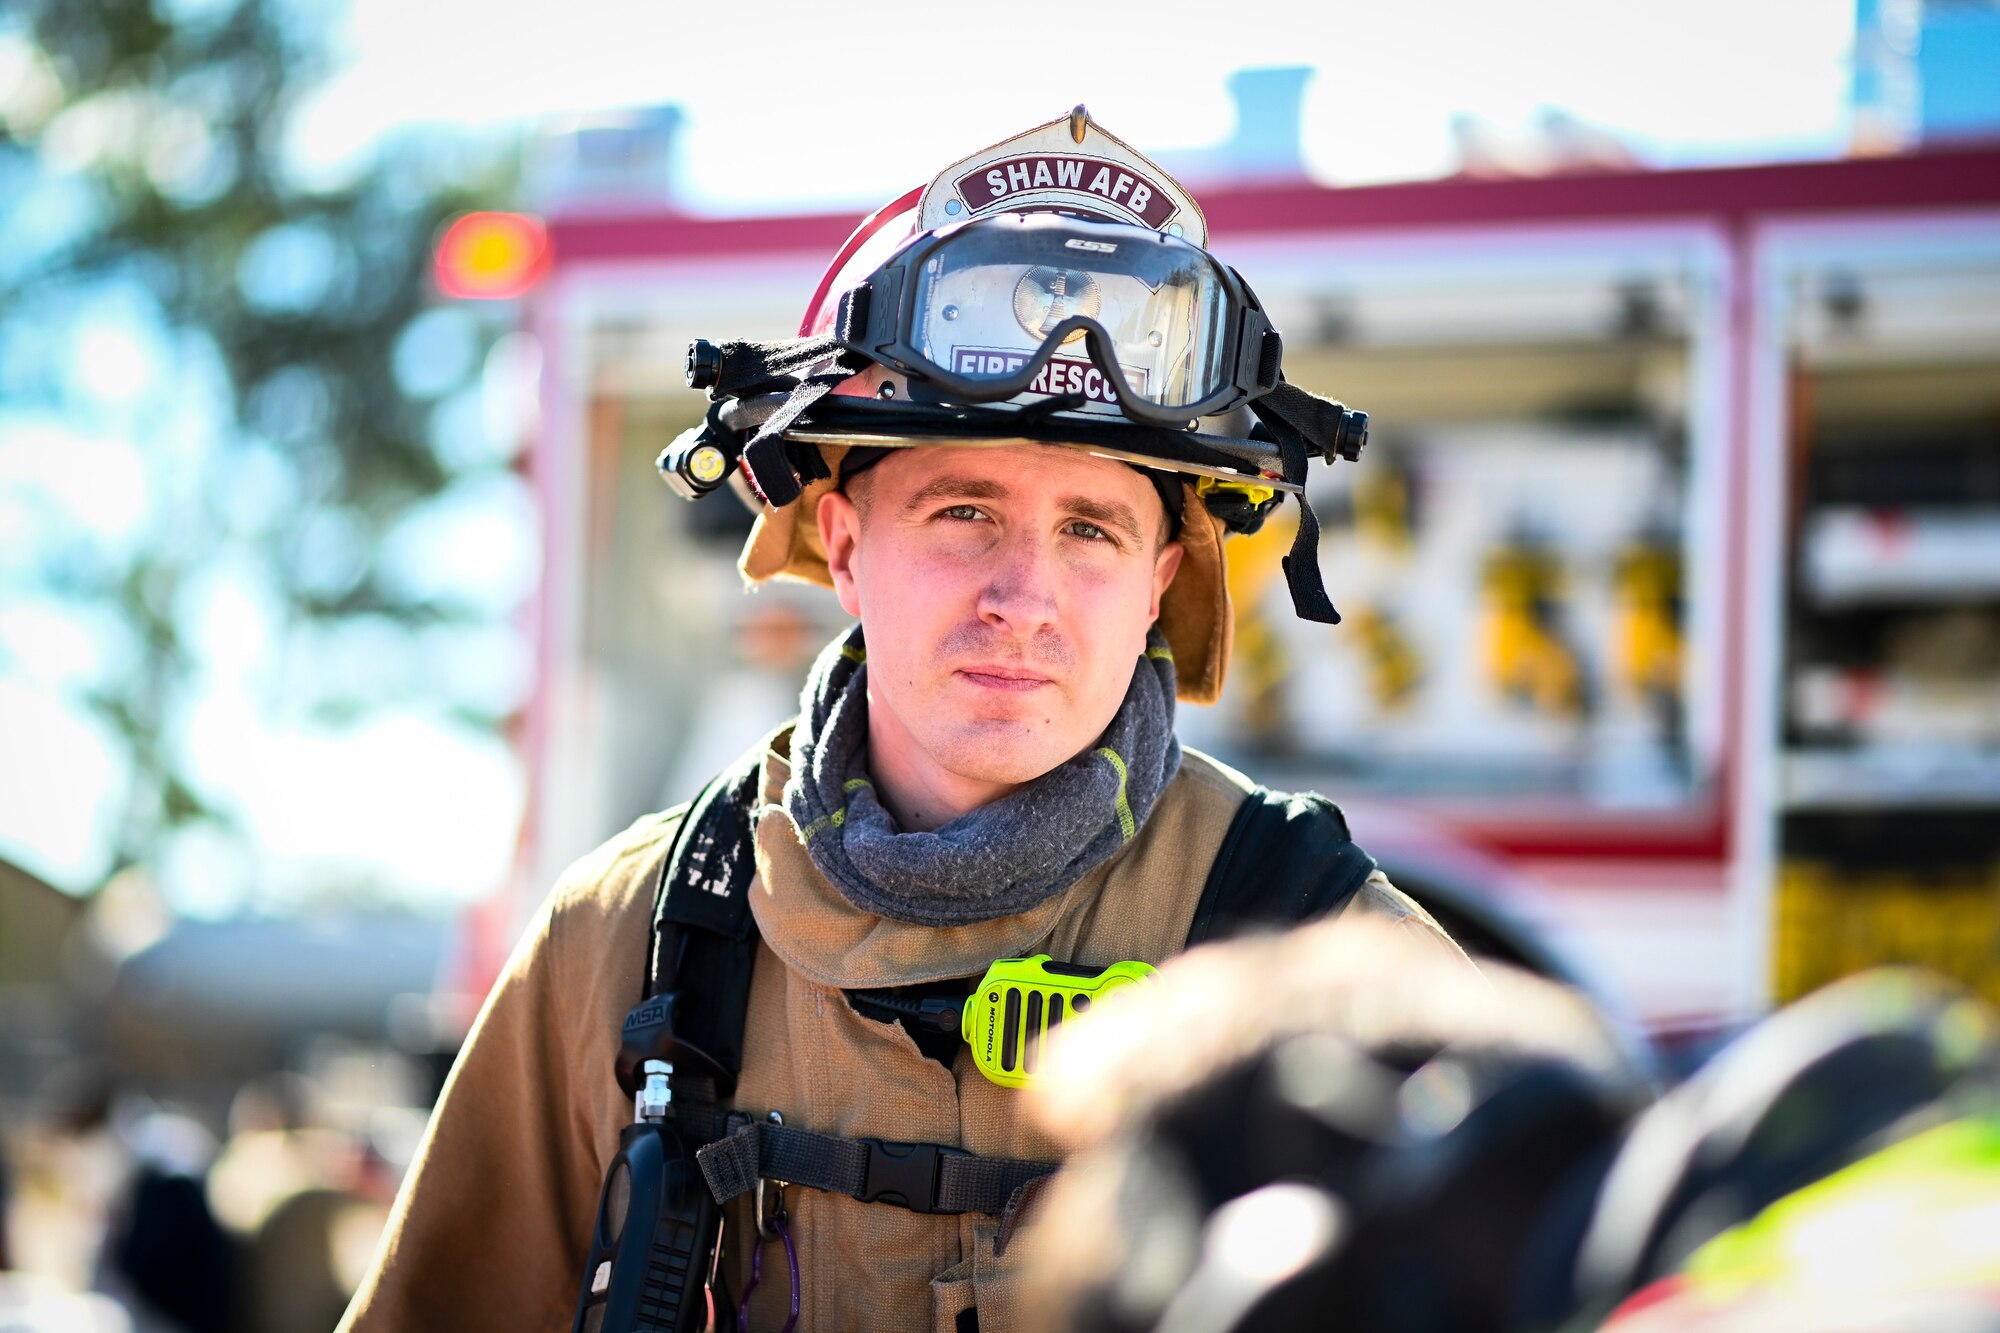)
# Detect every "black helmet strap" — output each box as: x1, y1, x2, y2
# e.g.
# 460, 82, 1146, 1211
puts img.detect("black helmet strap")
1248, 392, 1341, 626
684, 336, 861, 506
